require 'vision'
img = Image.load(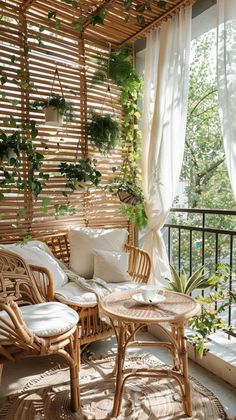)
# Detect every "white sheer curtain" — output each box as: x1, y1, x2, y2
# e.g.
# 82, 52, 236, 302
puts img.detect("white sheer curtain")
217, 0, 236, 201
141, 6, 192, 285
